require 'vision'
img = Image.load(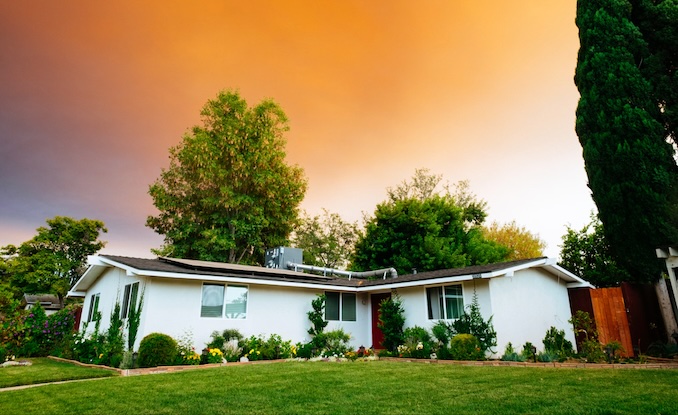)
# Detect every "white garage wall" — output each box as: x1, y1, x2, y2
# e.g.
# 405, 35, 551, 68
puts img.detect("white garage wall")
489, 268, 576, 356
